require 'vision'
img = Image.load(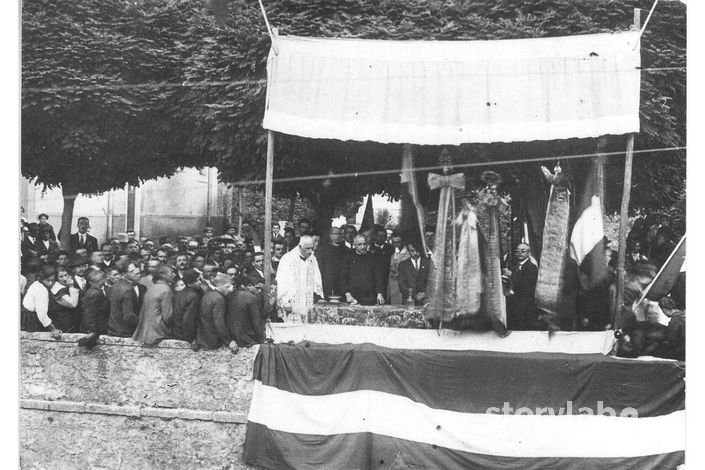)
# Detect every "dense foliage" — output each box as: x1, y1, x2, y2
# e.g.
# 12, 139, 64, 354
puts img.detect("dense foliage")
22, 0, 686, 233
